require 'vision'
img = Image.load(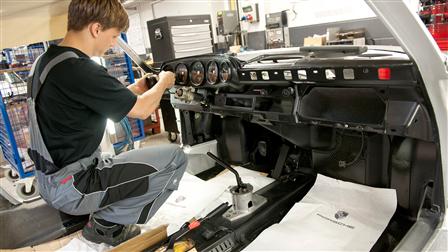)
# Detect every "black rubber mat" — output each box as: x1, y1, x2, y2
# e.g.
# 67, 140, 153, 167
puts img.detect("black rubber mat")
196, 165, 225, 181
0, 194, 16, 211
0, 198, 88, 249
